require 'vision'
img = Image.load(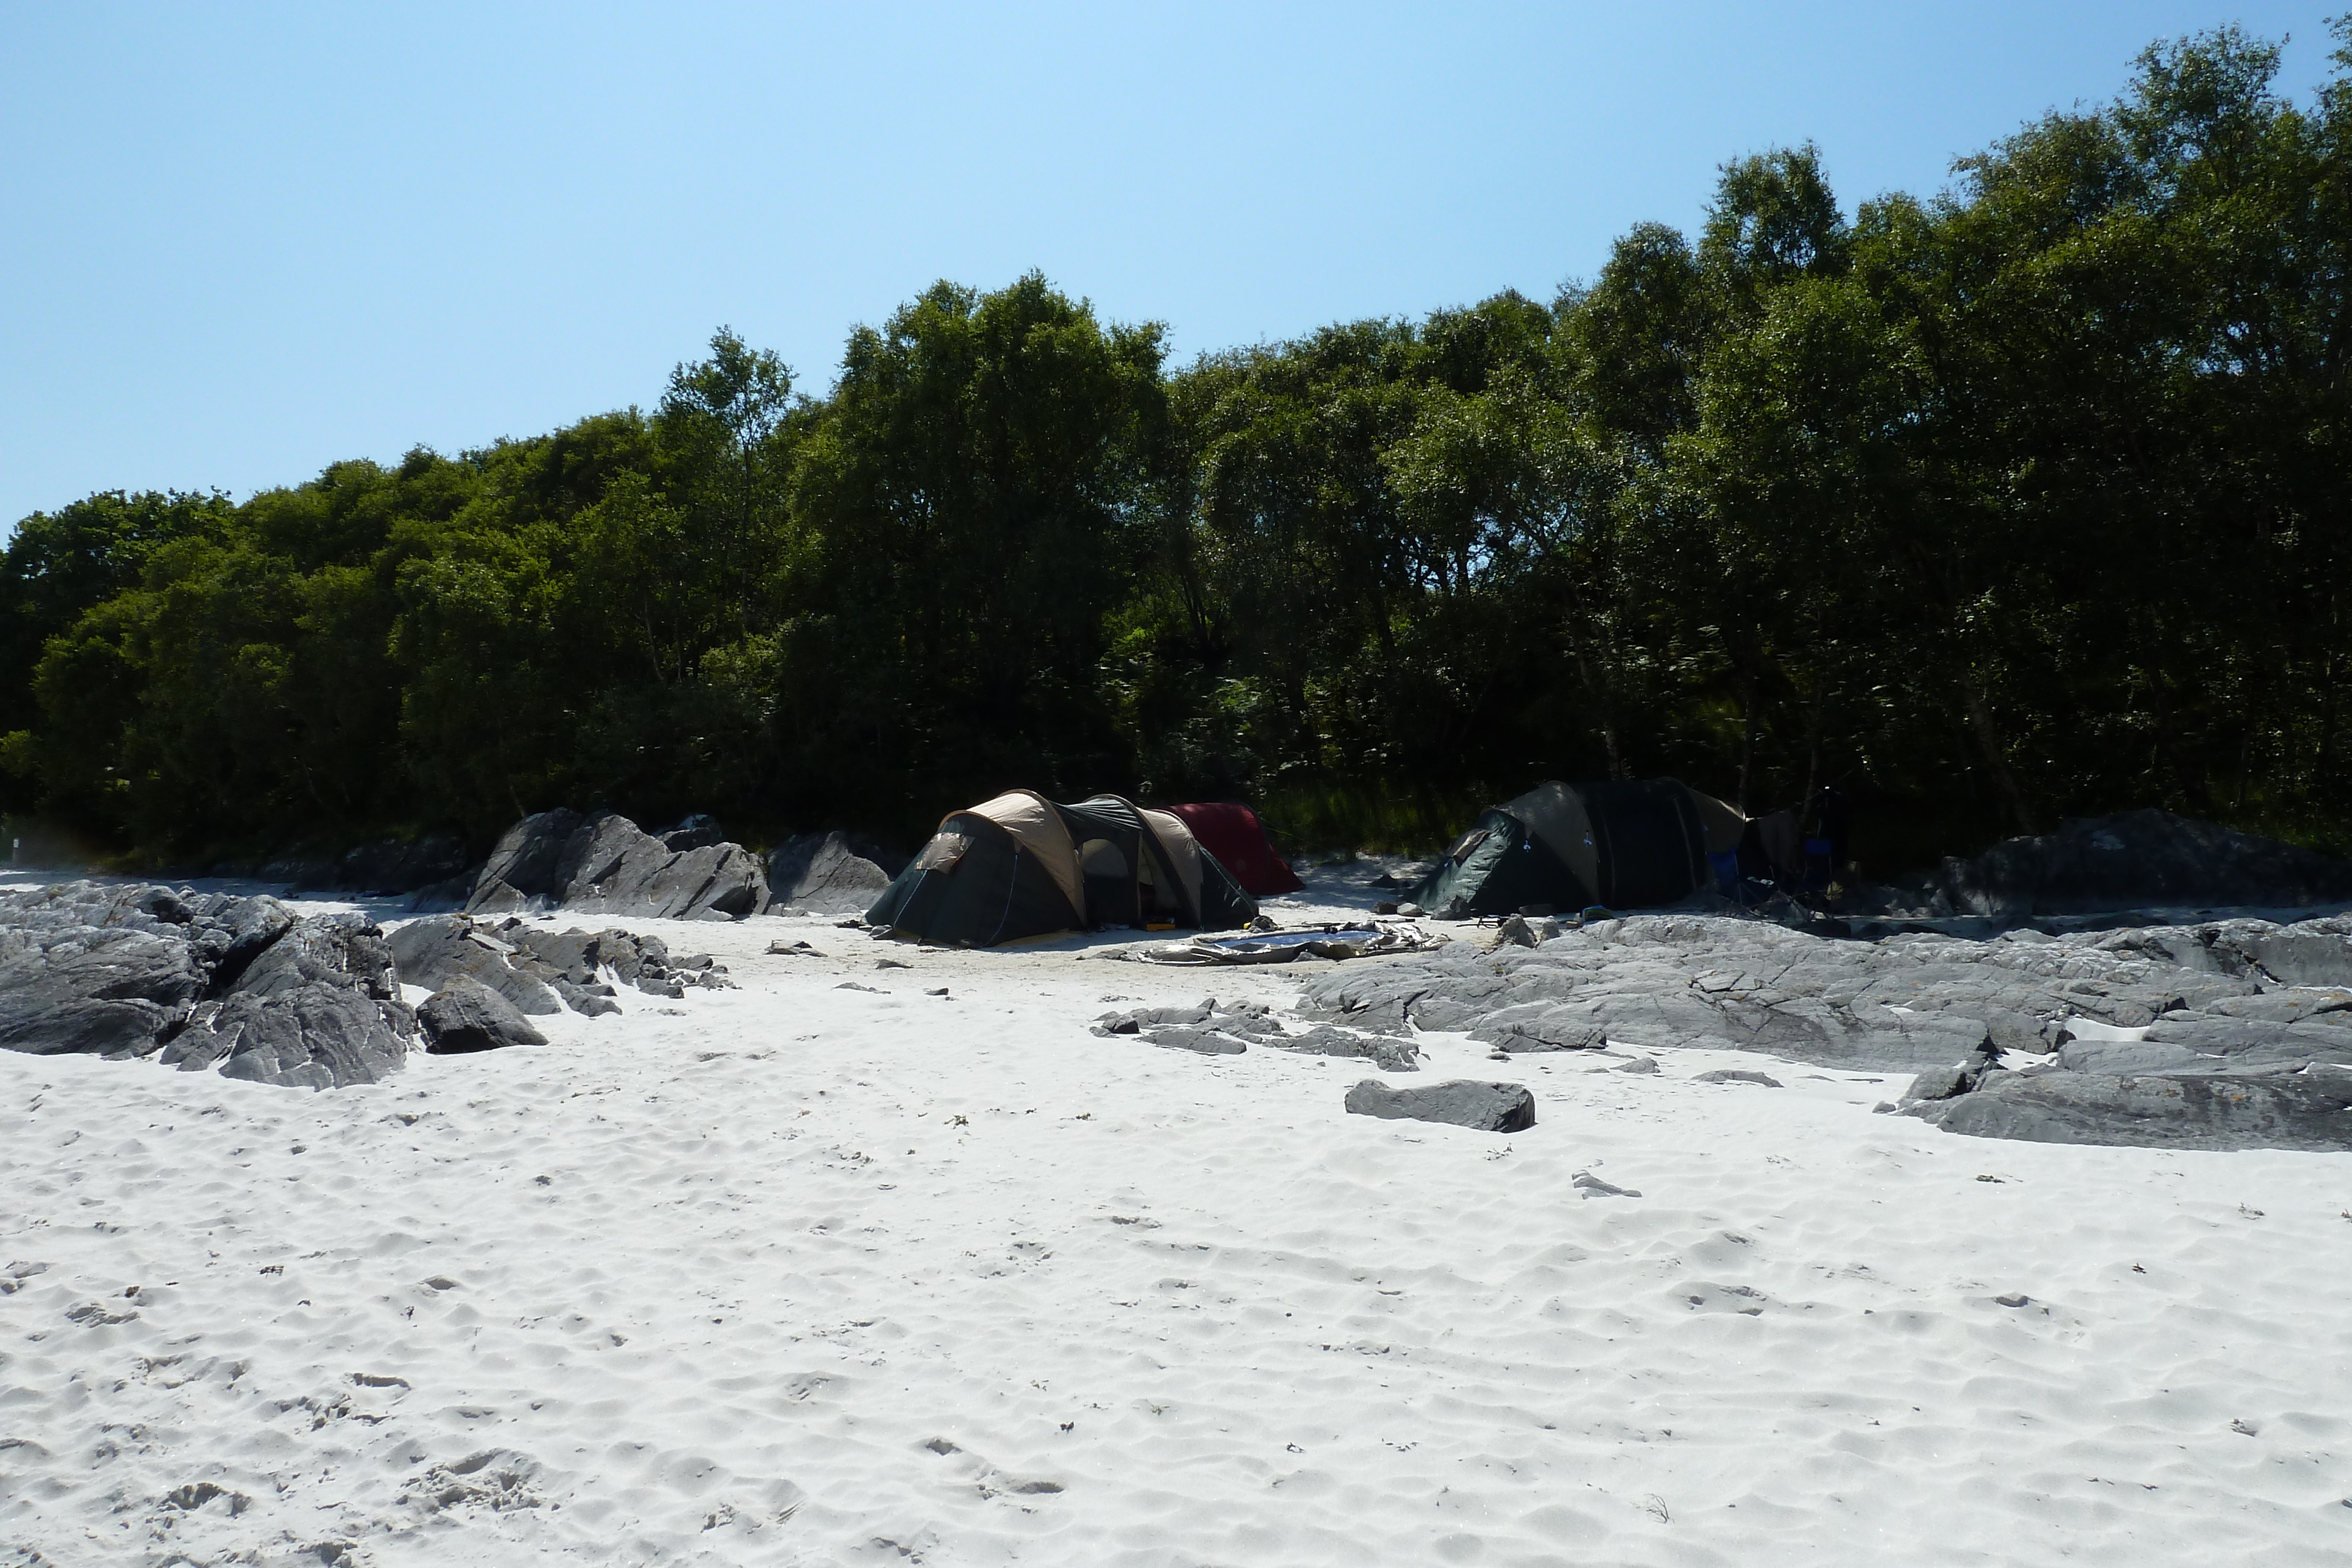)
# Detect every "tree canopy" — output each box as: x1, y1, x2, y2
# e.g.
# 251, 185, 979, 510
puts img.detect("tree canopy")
7, 25, 2348, 870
